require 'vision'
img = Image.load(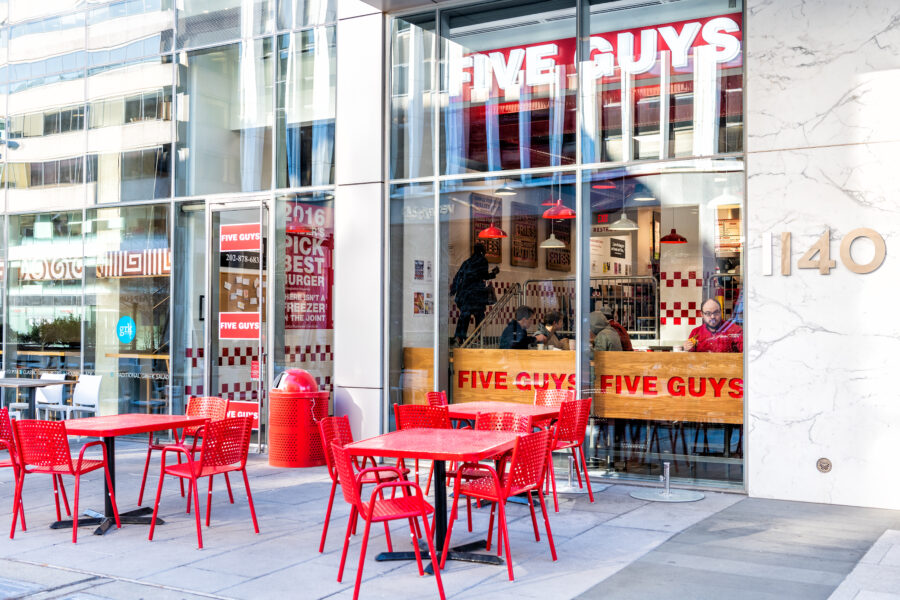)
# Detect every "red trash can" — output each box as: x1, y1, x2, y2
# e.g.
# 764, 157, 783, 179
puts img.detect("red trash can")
268, 370, 330, 468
